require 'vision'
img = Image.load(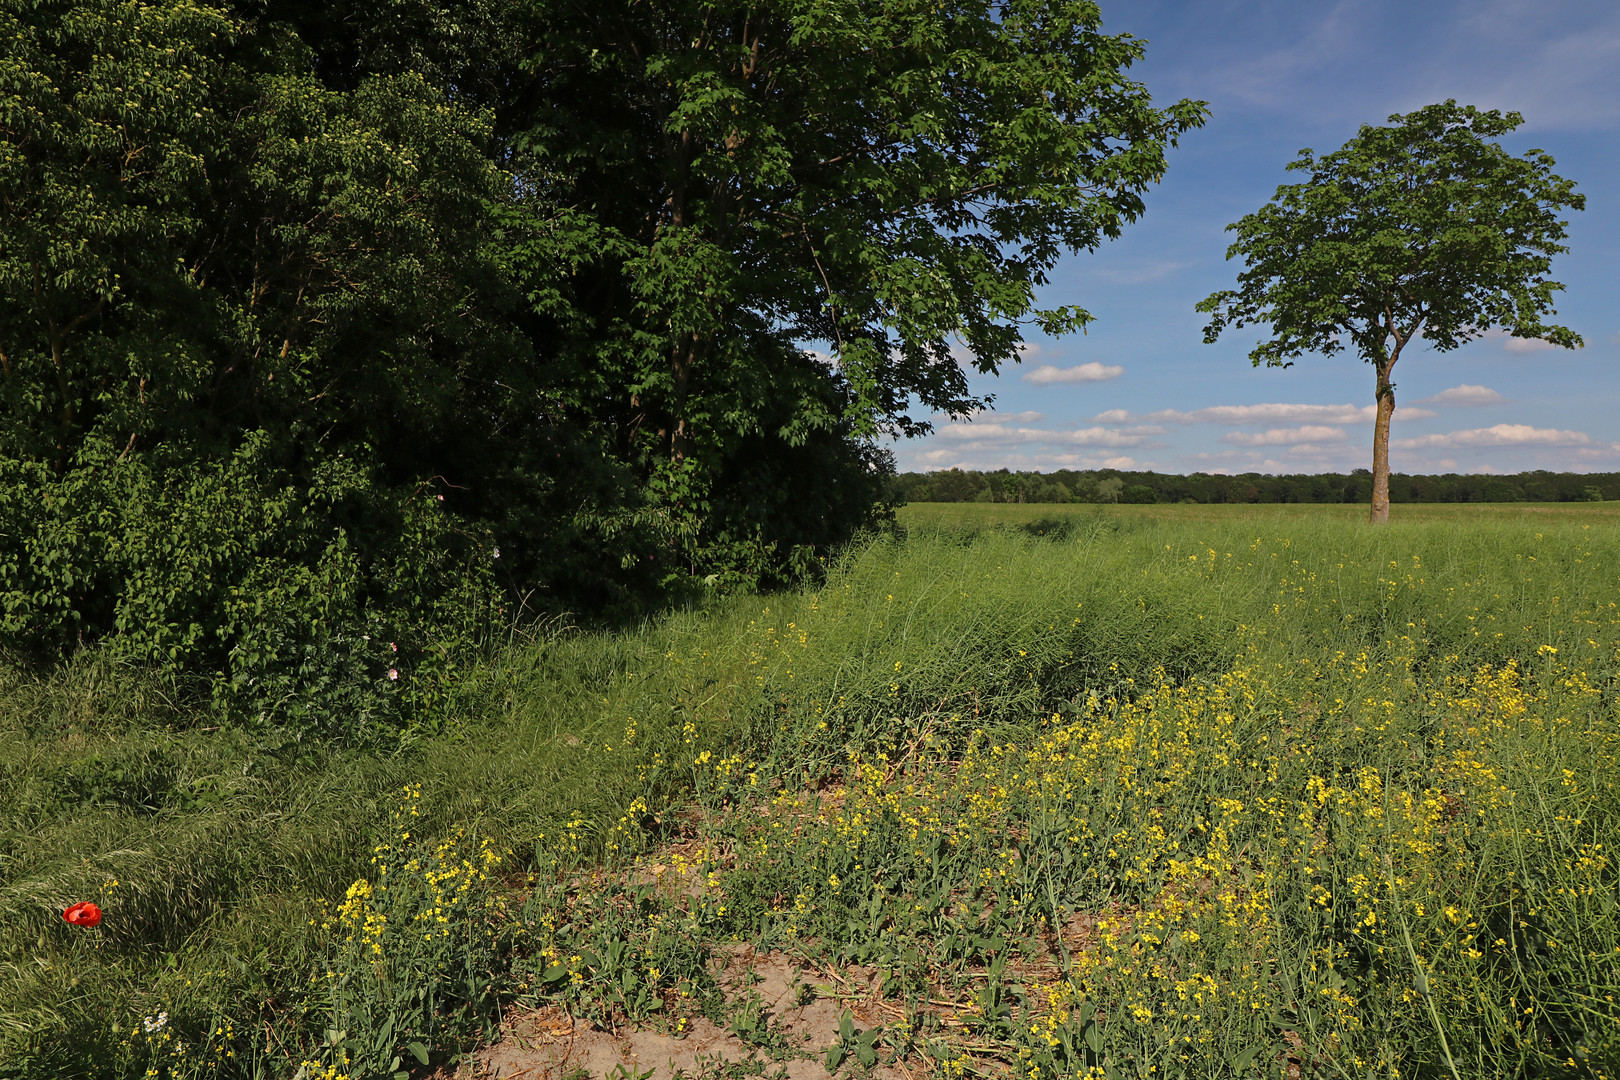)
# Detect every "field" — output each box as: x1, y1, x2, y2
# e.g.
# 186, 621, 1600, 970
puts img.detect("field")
4, 507, 1618, 1079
